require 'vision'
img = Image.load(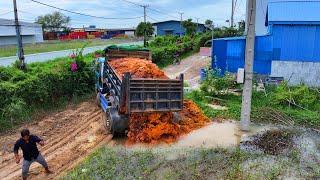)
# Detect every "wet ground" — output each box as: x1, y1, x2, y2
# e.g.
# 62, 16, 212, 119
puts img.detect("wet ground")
163, 53, 210, 88
110, 121, 277, 149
